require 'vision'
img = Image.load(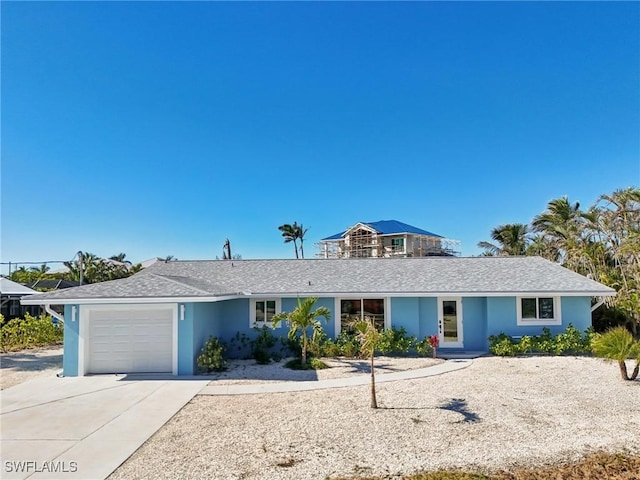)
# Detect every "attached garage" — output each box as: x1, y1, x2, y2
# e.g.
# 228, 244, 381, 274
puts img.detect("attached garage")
84, 305, 177, 375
